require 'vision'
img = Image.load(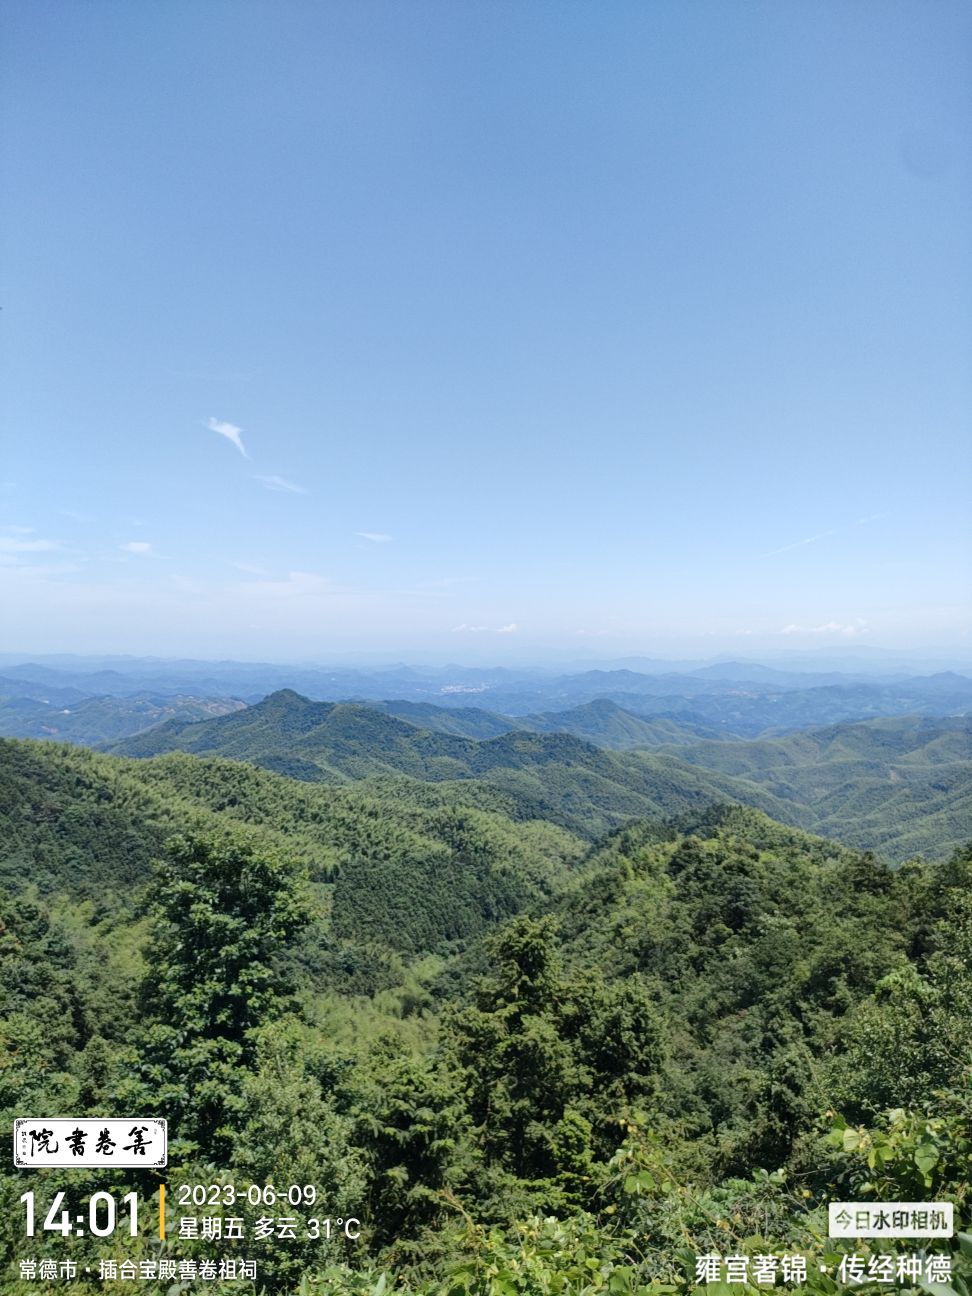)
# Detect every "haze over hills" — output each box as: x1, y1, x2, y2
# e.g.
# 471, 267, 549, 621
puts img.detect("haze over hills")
2, 649, 972, 696
2, 654, 971, 747
0, 690, 245, 744
375, 698, 726, 748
